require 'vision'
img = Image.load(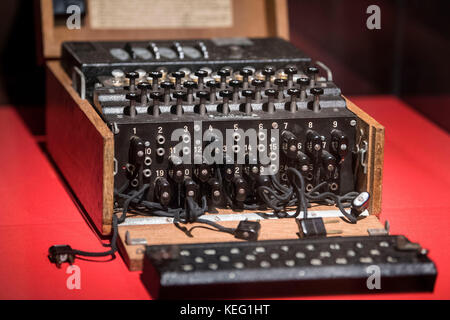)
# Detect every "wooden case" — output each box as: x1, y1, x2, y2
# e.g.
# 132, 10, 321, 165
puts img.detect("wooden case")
40, 0, 384, 270
39, 0, 289, 59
